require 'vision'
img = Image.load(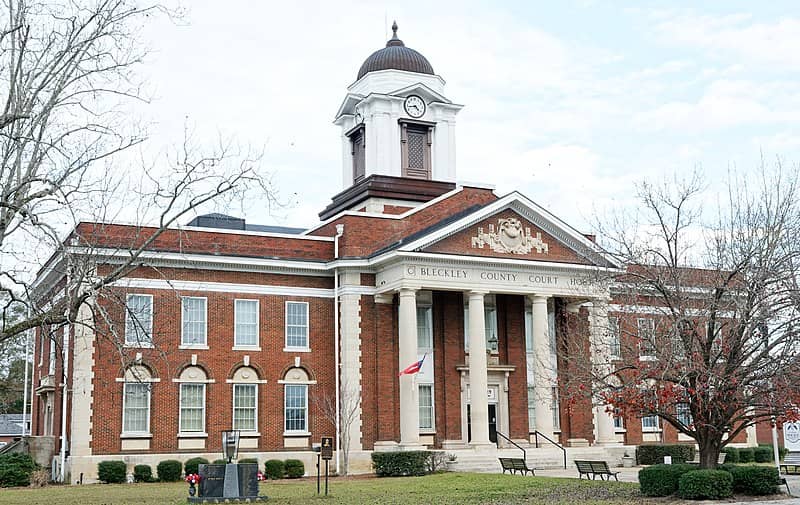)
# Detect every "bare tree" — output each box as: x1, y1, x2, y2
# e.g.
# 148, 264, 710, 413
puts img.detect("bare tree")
0, 1, 274, 354
314, 377, 361, 475
561, 163, 800, 469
